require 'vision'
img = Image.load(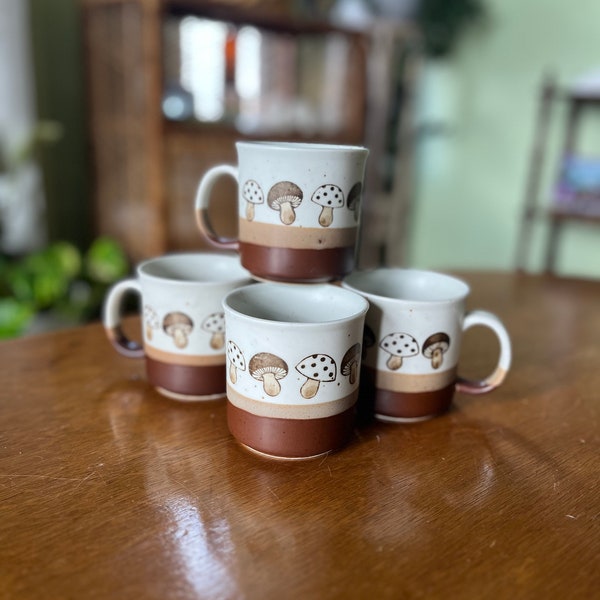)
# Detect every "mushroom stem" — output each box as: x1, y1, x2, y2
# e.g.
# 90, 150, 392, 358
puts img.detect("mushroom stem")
146, 325, 153, 340
279, 201, 296, 225
349, 361, 358, 385
431, 348, 444, 369
174, 329, 188, 349
386, 355, 403, 371
261, 372, 281, 397
300, 378, 320, 399
229, 363, 237, 384
318, 206, 334, 227
210, 332, 225, 350
246, 202, 255, 221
